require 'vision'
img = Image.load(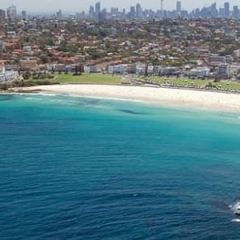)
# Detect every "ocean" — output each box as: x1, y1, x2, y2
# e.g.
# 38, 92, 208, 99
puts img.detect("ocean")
1, 93, 240, 239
